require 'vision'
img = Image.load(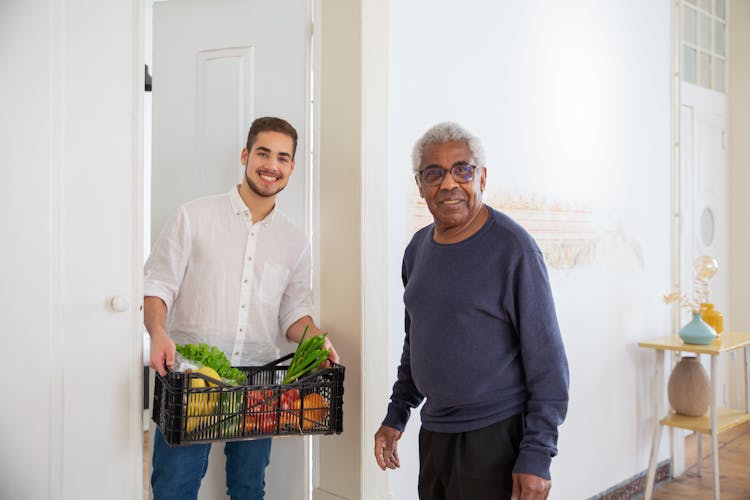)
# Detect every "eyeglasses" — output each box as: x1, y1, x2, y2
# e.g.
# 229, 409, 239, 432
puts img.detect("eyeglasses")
417, 163, 478, 187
